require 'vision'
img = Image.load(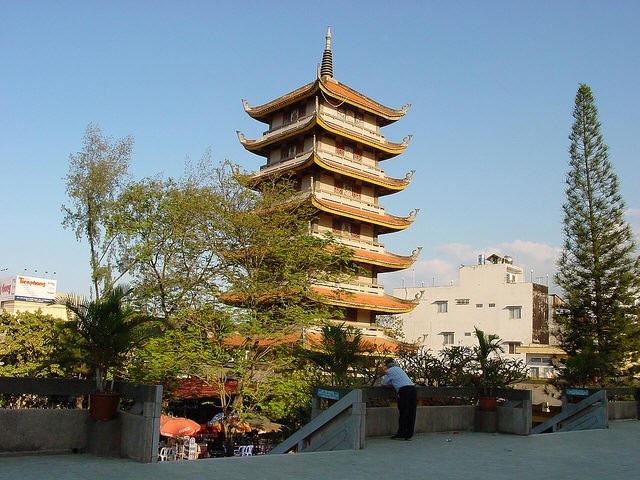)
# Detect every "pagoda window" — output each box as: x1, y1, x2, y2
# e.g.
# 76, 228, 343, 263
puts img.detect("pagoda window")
355, 112, 364, 126
336, 144, 345, 157
332, 219, 360, 238
281, 140, 304, 160
345, 308, 357, 322
345, 109, 355, 123
344, 145, 353, 160
285, 104, 306, 125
